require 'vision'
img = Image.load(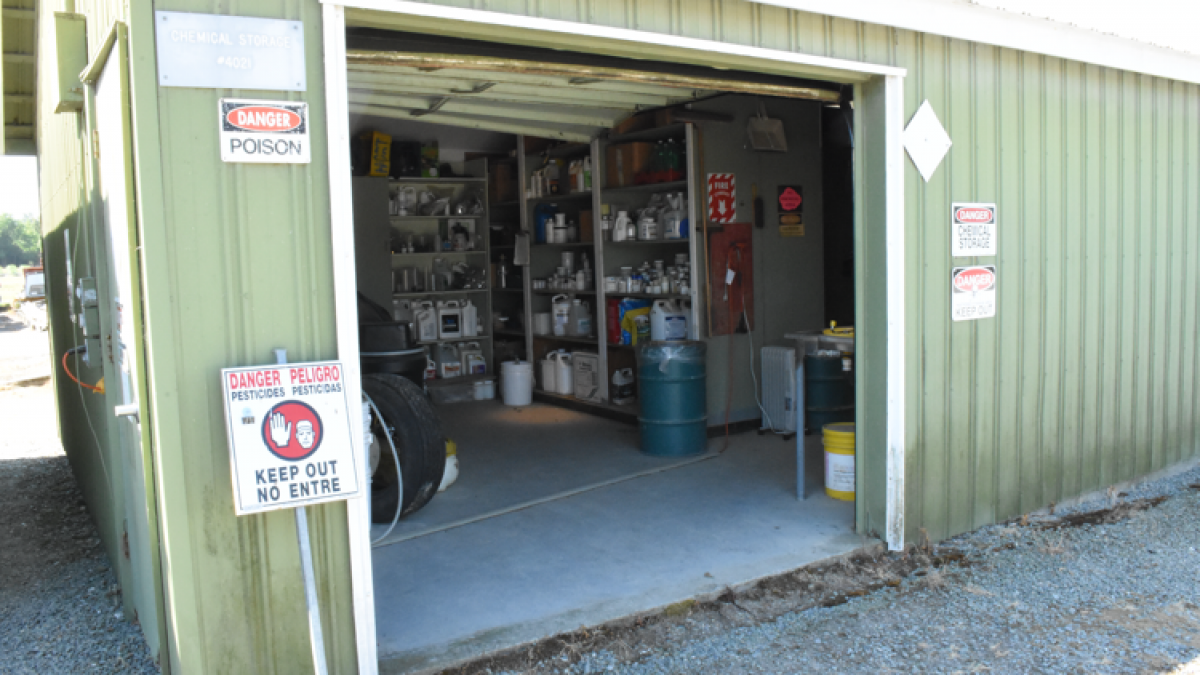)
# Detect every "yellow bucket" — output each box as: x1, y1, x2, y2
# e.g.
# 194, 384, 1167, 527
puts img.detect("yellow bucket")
822, 423, 855, 501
